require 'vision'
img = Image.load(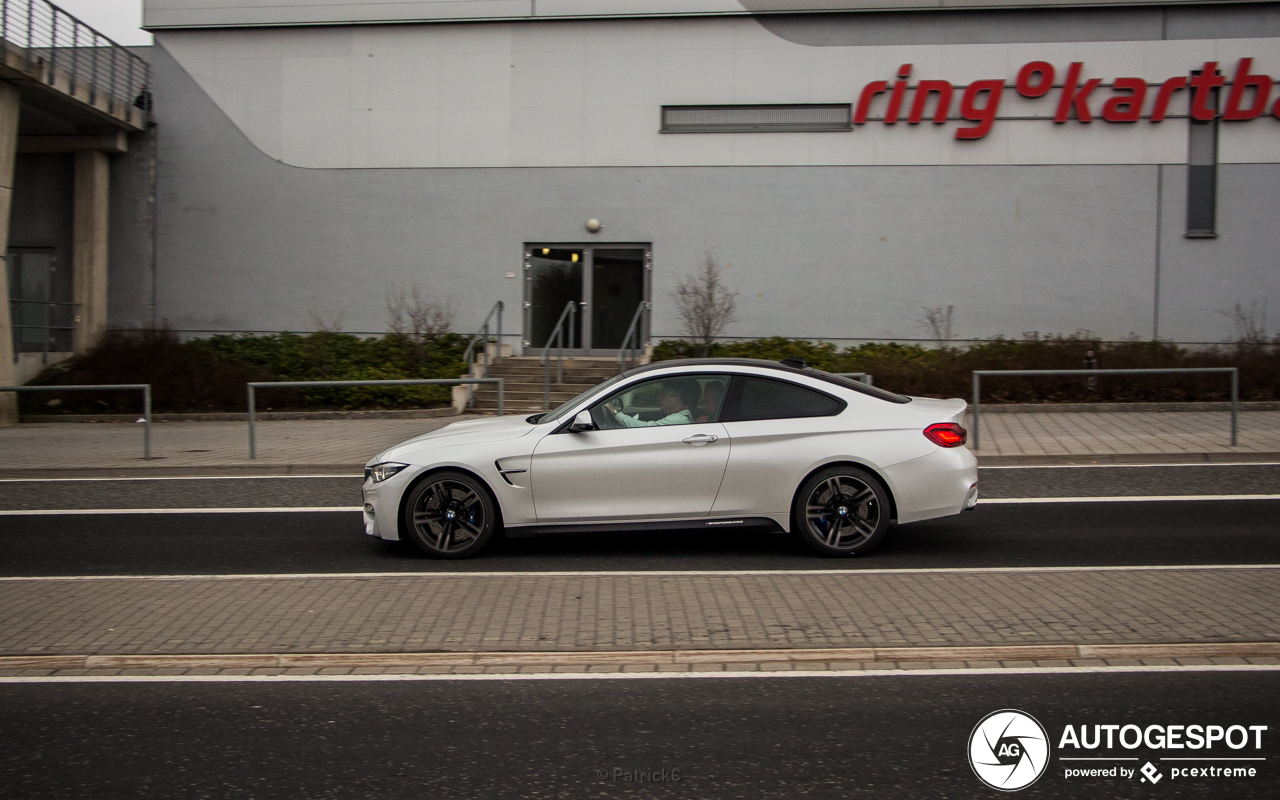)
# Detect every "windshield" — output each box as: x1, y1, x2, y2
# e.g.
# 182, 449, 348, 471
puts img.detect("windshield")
538, 371, 632, 423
